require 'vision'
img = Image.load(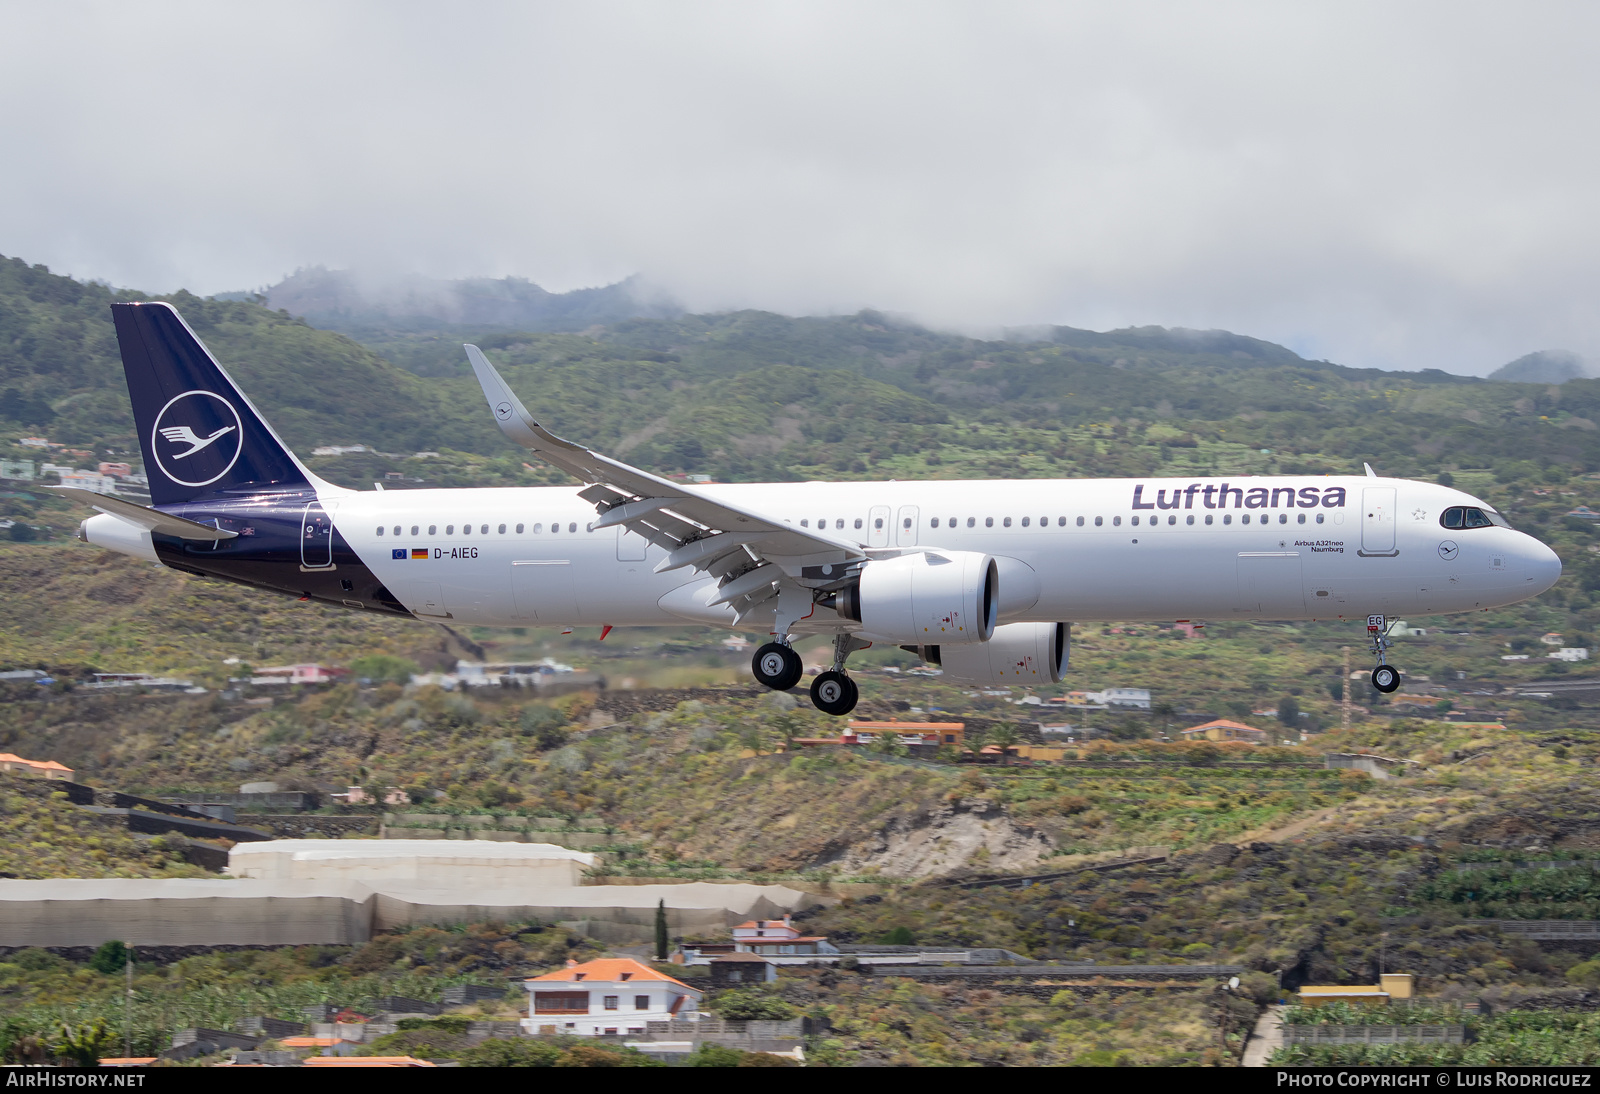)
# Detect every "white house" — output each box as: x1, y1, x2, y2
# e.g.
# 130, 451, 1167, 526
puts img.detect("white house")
1085, 687, 1151, 710
1550, 647, 1591, 663
522, 958, 703, 1036
730, 916, 839, 957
